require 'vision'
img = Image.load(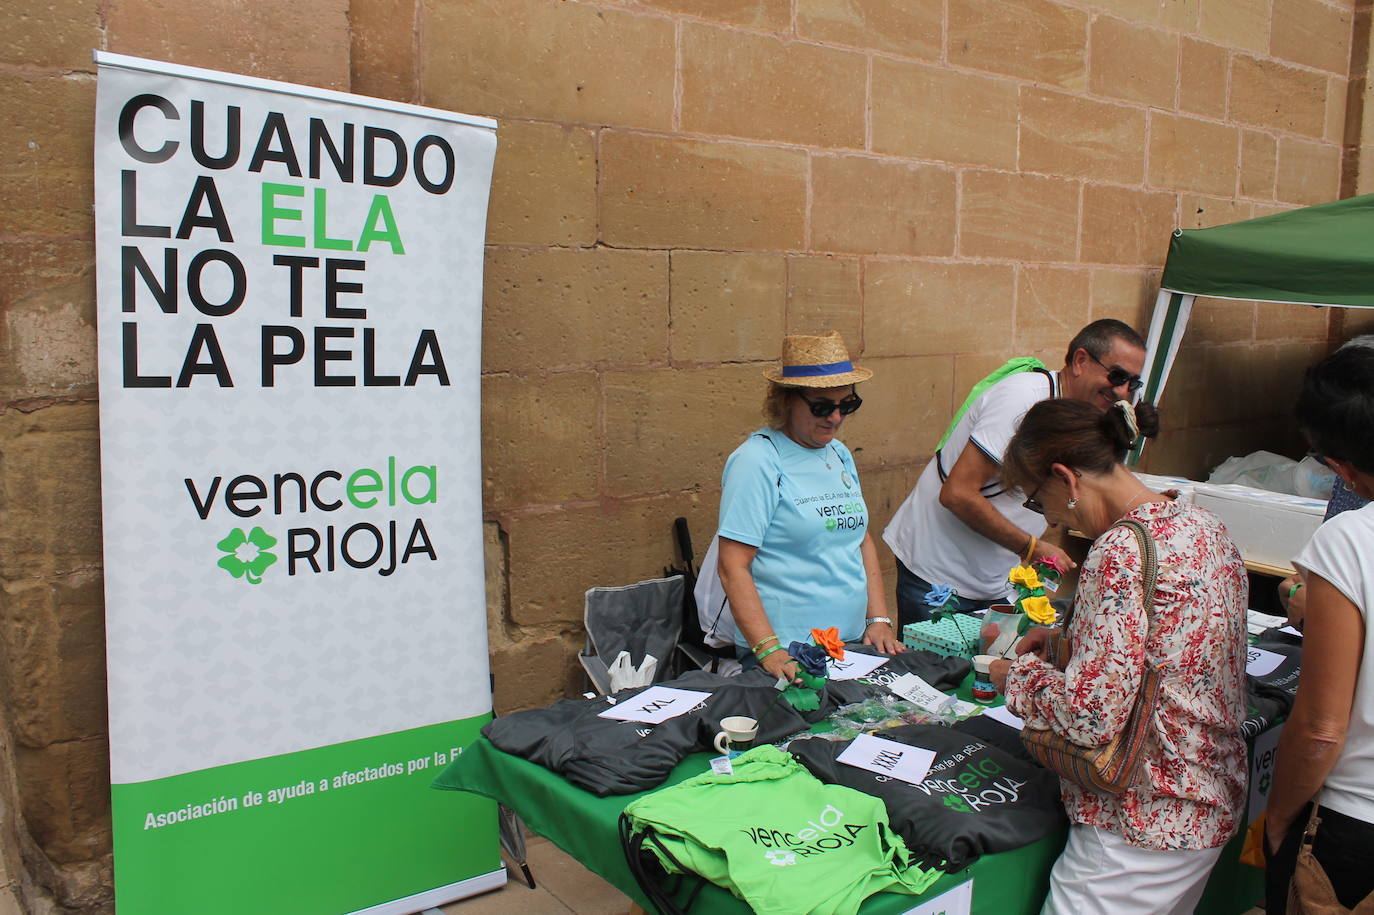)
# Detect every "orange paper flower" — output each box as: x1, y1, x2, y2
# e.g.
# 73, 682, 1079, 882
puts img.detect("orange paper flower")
810, 627, 846, 660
